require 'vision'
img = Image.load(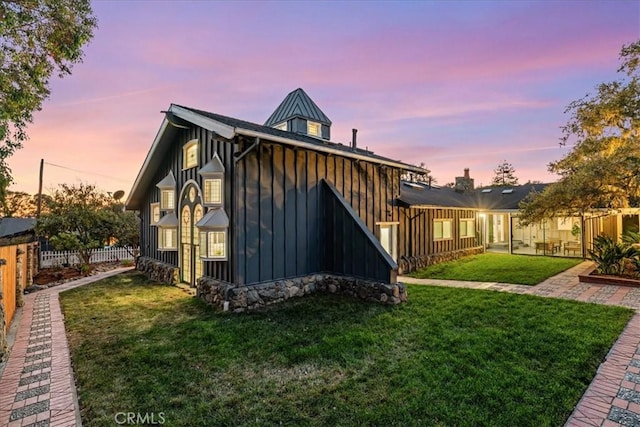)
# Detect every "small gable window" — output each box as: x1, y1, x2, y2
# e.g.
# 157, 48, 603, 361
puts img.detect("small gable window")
150, 203, 160, 225
196, 208, 229, 261
156, 212, 178, 251
183, 139, 199, 169
156, 171, 176, 211
307, 121, 320, 137
204, 178, 222, 205
198, 153, 225, 207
